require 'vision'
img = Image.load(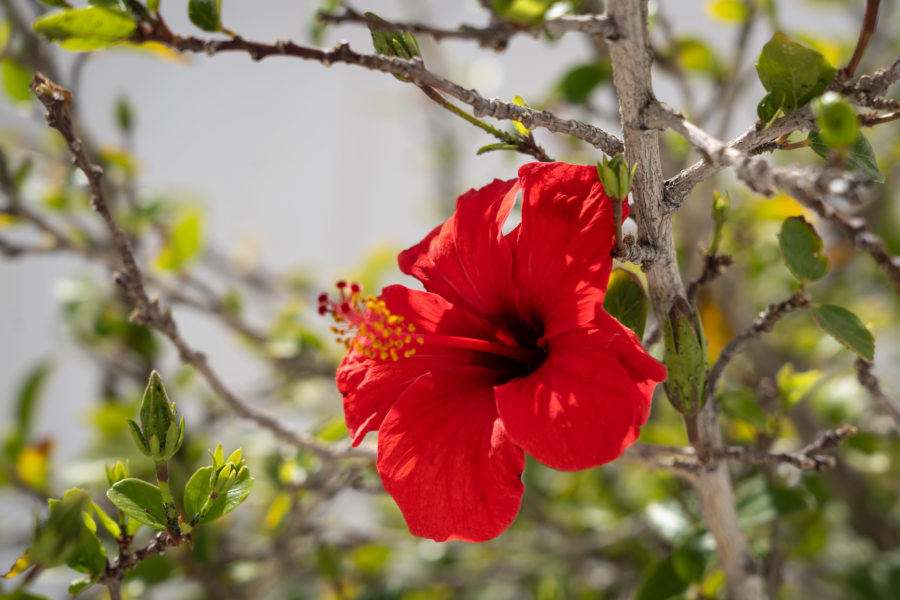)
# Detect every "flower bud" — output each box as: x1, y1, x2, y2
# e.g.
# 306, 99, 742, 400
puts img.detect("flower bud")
597, 154, 637, 201
127, 371, 184, 461
105, 460, 130, 487
663, 298, 708, 415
